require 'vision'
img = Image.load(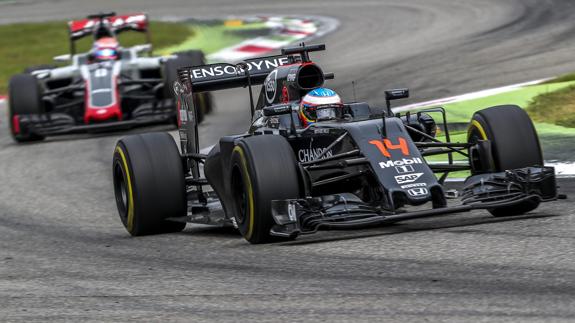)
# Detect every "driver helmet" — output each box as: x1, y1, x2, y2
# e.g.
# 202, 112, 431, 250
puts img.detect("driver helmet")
299, 88, 343, 126
91, 37, 119, 61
